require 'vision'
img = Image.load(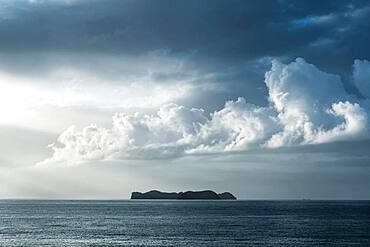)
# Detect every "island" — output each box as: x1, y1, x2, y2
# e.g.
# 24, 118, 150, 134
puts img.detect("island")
130, 190, 237, 200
